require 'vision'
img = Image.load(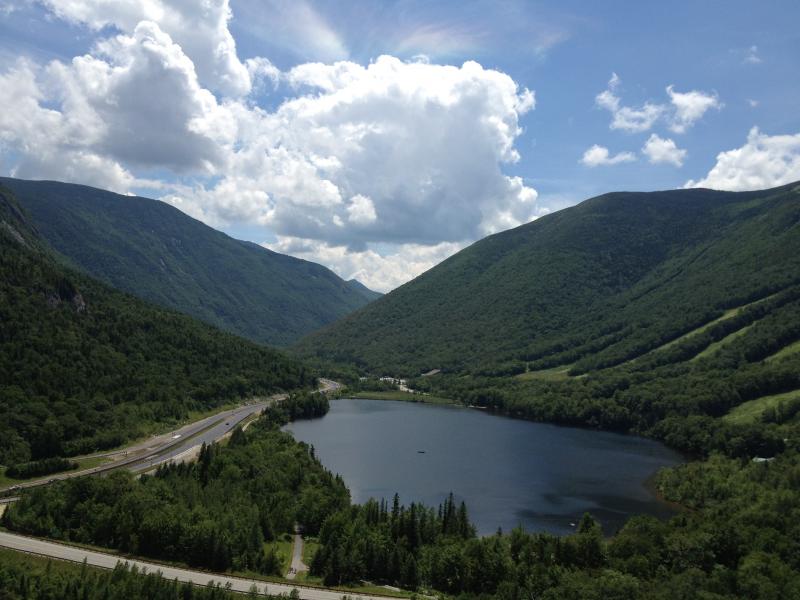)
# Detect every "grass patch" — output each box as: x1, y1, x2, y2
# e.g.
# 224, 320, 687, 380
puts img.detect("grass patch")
691, 323, 755, 361
302, 537, 319, 567
765, 338, 800, 363
346, 390, 455, 405
265, 537, 294, 575
724, 389, 800, 425
0, 547, 97, 577
629, 291, 782, 365
648, 306, 744, 355
516, 365, 573, 381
